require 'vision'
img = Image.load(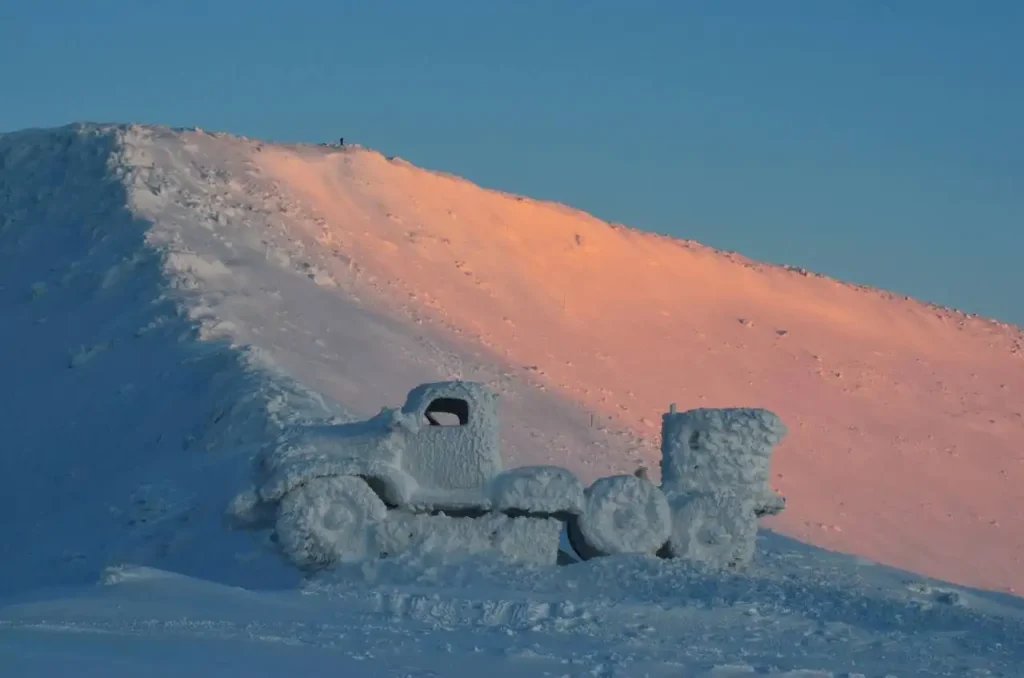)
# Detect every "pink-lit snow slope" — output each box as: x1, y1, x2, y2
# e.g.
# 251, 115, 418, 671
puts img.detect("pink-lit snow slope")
3, 122, 1021, 597
252, 138, 1024, 595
